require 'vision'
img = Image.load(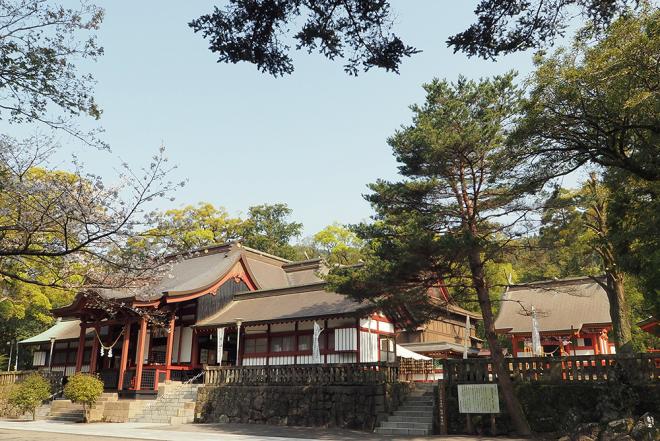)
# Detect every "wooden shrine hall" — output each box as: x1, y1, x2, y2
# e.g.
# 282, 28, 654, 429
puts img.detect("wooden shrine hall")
20, 243, 399, 396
